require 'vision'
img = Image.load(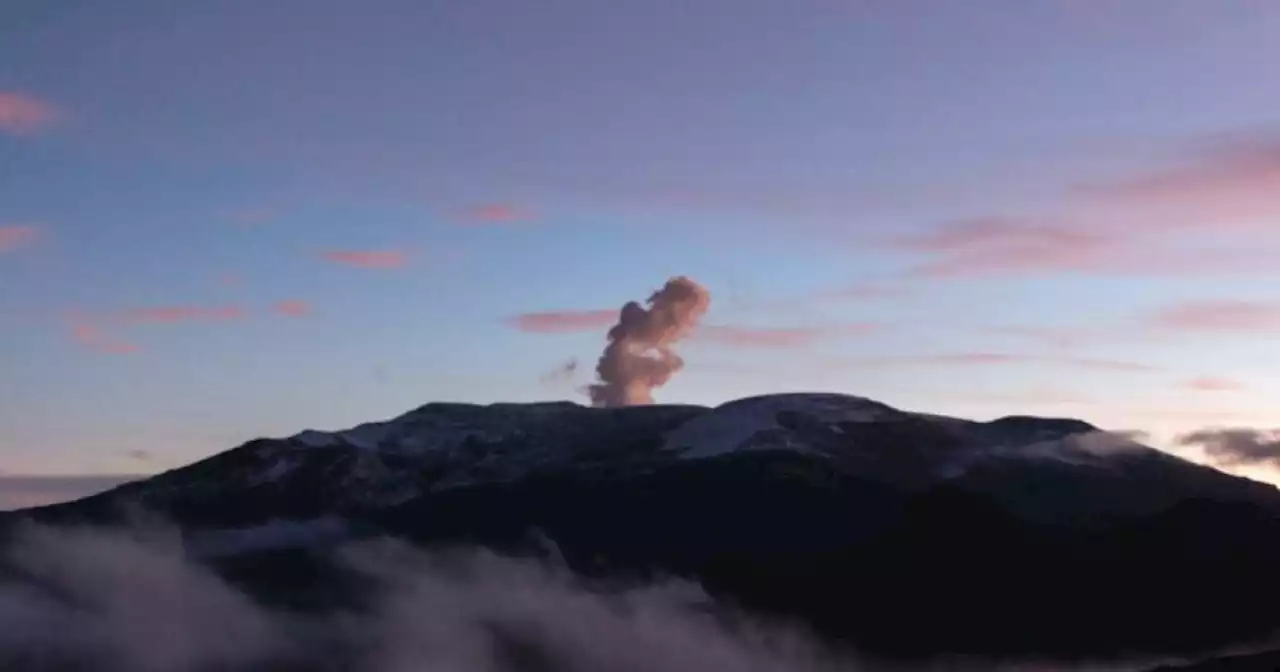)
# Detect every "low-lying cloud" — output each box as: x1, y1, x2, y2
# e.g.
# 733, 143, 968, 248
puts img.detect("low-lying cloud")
0, 522, 843, 672
1175, 428, 1280, 468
